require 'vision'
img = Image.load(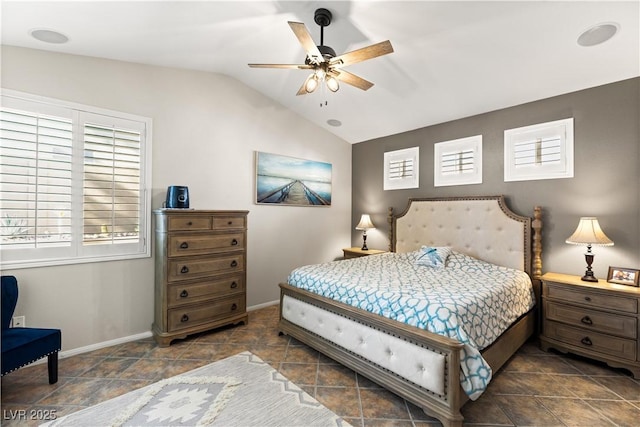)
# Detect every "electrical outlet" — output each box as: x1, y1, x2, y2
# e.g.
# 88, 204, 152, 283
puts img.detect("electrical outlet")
12, 316, 25, 327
